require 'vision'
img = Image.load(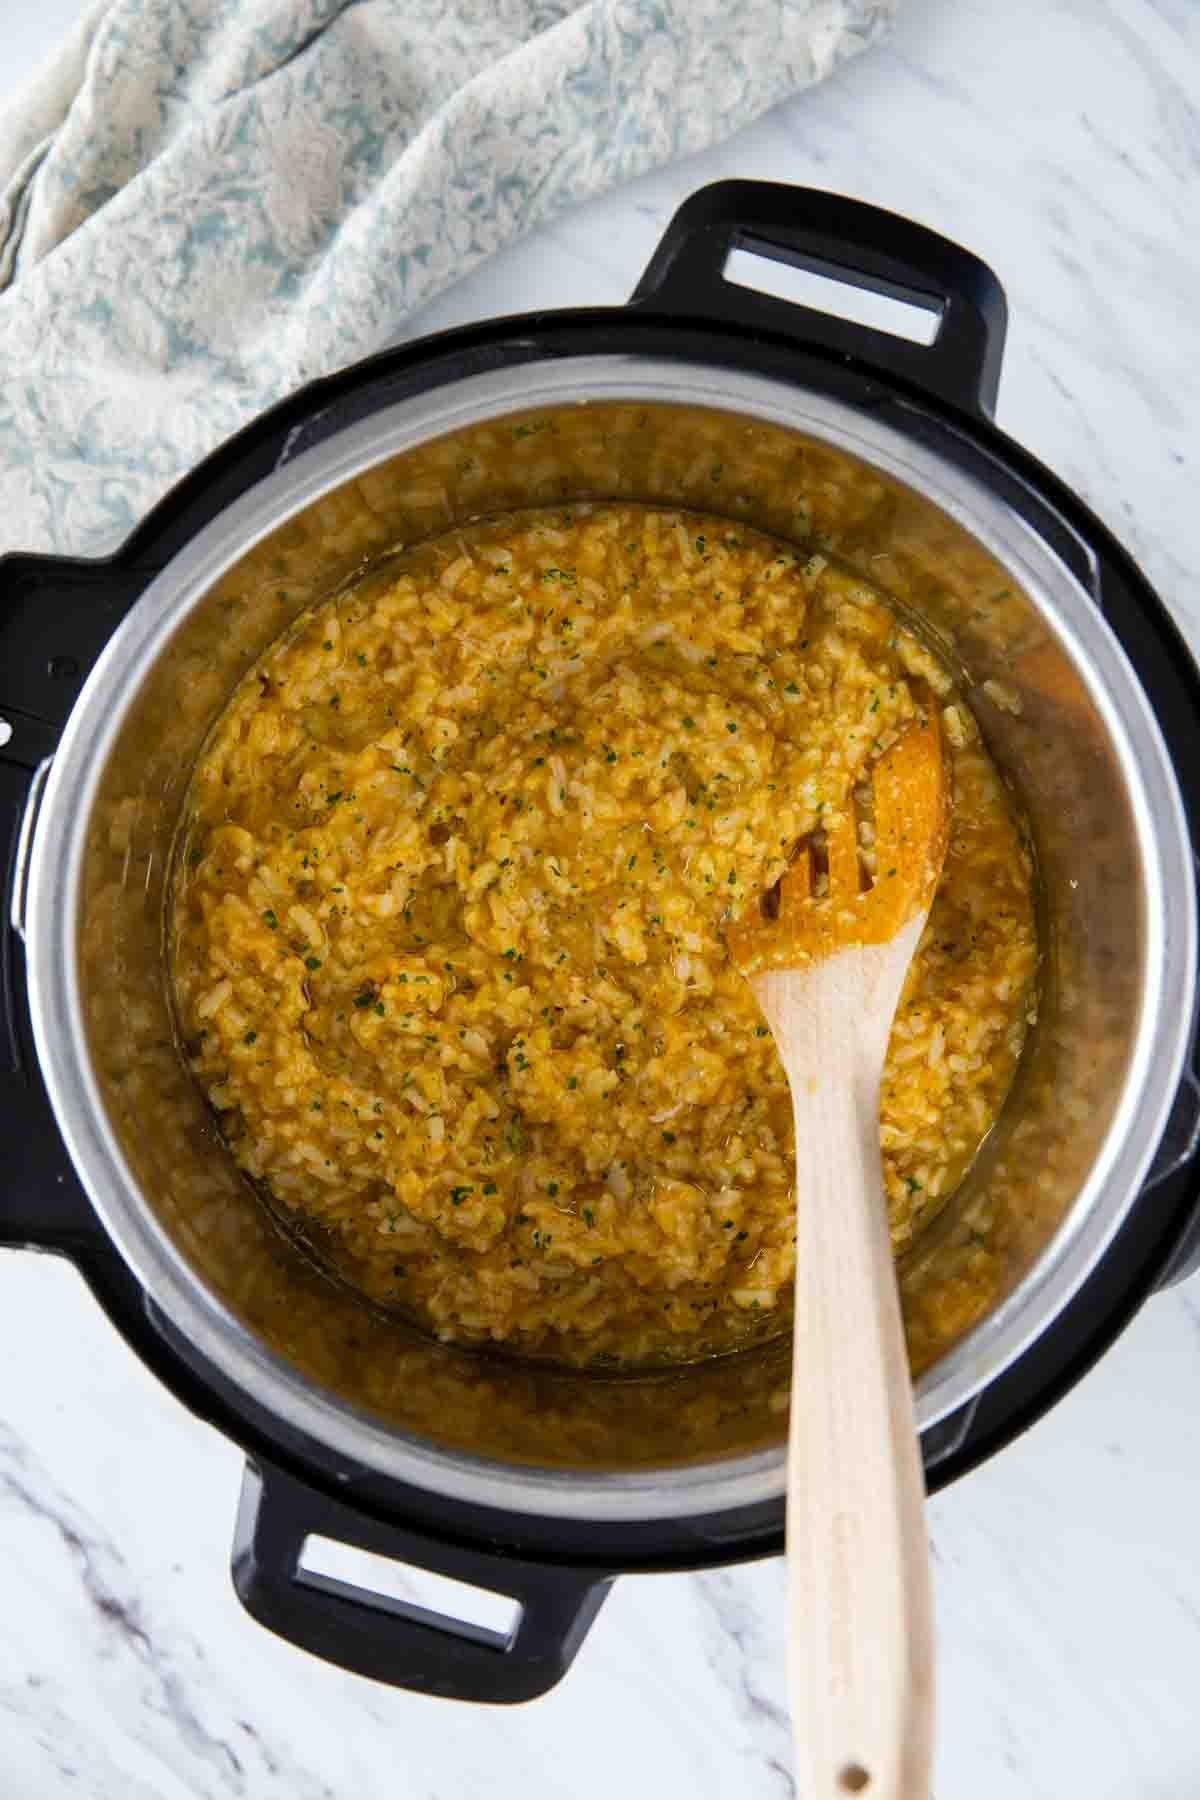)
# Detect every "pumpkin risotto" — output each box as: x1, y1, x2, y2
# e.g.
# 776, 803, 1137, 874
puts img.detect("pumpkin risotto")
171, 505, 1038, 1364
